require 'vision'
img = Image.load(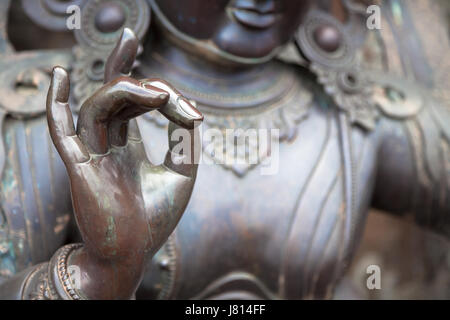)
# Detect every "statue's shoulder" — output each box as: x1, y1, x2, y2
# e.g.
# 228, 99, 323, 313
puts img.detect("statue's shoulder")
369, 72, 449, 142
277, 46, 428, 131
306, 61, 439, 132
0, 0, 73, 119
